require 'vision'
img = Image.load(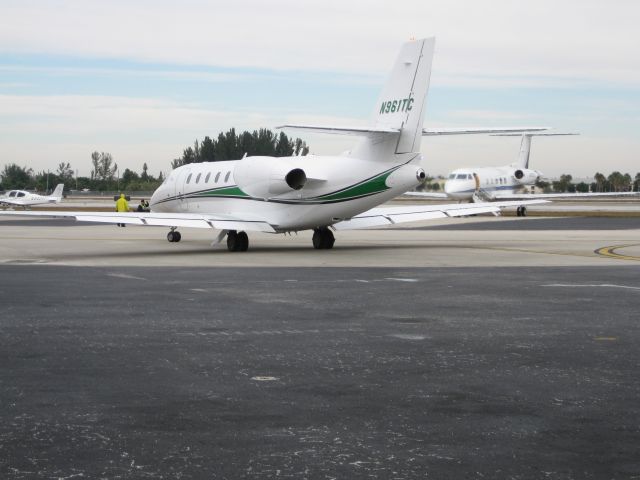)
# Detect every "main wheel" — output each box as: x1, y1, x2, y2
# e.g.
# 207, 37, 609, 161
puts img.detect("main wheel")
174, 231, 182, 242
167, 231, 176, 242
521, 206, 527, 217
227, 230, 239, 251
237, 231, 249, 251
